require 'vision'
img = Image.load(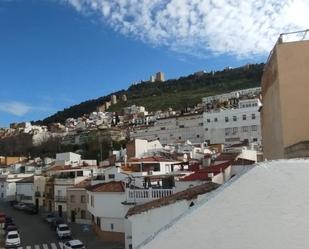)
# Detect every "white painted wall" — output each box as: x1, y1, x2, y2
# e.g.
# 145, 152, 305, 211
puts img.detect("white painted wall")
126, 191, 211, 249
56, 152, 81, 166
101, 217, 125, 233
204, 99, 261, 145
130, 114, 204, 145
87, 191, 131, 233
16, 182, 34, 203
0, 181, 16, 200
